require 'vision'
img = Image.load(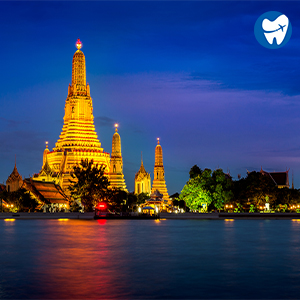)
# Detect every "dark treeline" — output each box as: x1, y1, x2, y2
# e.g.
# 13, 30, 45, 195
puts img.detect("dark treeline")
178, 165, 300, 212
